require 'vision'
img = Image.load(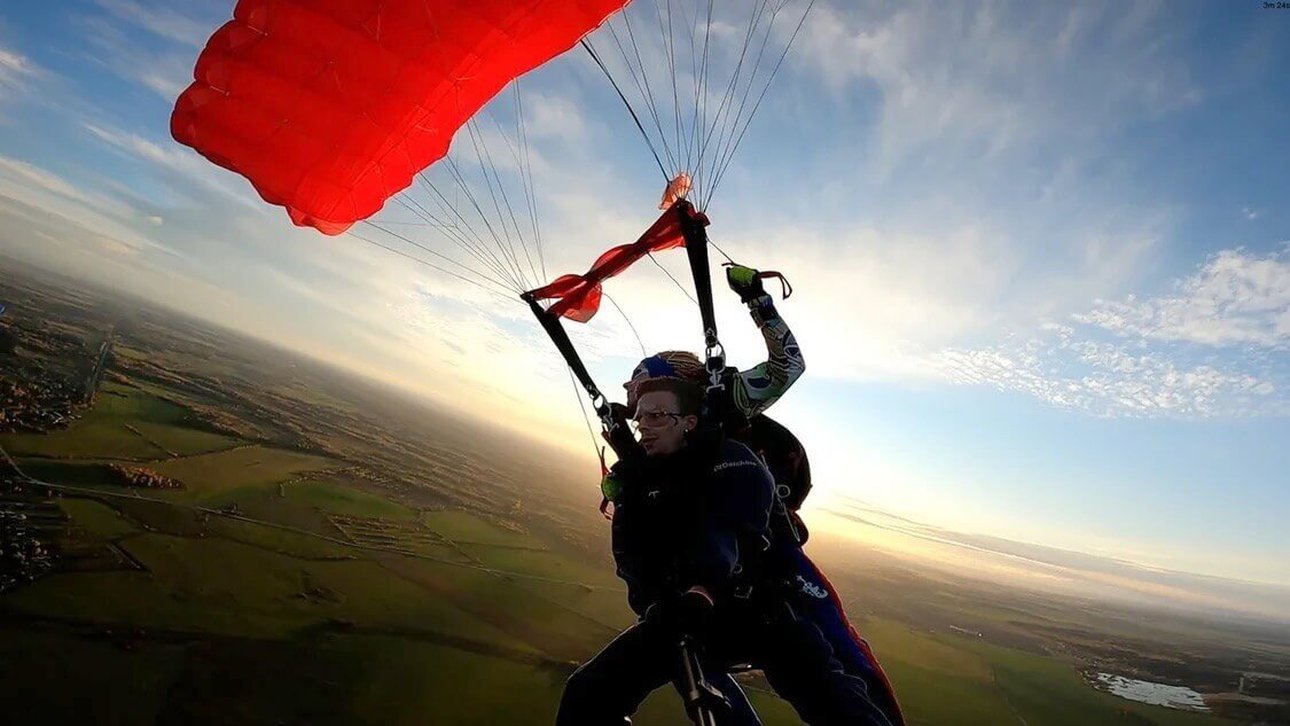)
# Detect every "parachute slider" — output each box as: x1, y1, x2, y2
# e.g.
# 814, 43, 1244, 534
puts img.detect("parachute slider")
523, 201, 709, 323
